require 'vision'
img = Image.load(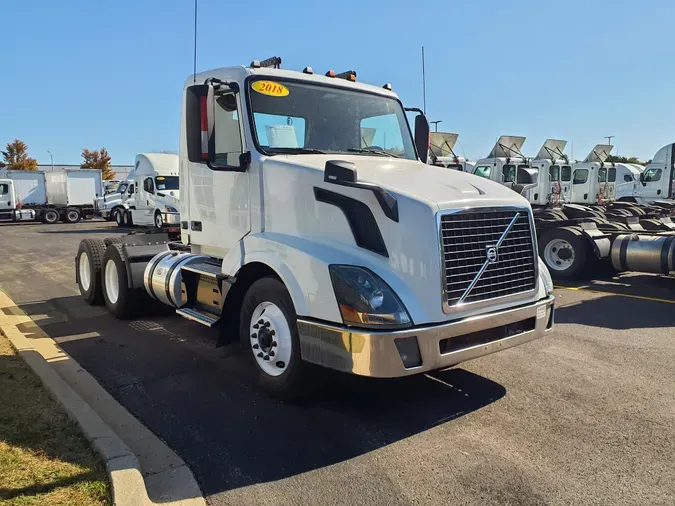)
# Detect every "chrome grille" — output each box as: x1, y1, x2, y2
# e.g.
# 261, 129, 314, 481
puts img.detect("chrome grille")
440, 208, 536, 307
